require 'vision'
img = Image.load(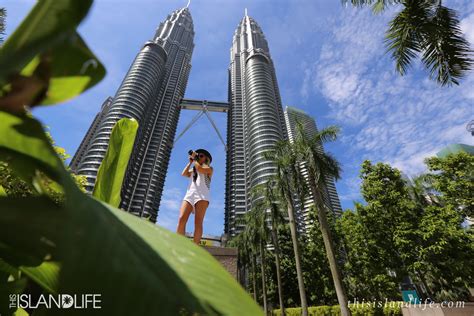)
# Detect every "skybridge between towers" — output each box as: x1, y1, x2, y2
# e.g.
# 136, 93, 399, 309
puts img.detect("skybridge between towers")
180, 98, 229, 112
174, 98, 229, 151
